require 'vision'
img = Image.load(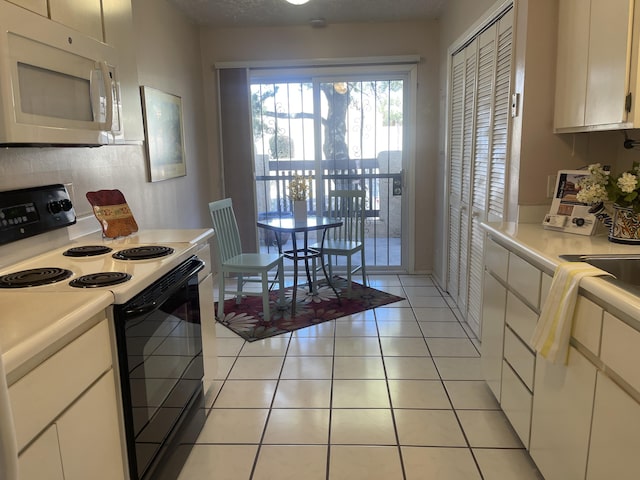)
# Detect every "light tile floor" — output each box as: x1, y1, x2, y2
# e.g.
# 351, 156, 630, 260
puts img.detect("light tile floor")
178, 274, 543, 480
